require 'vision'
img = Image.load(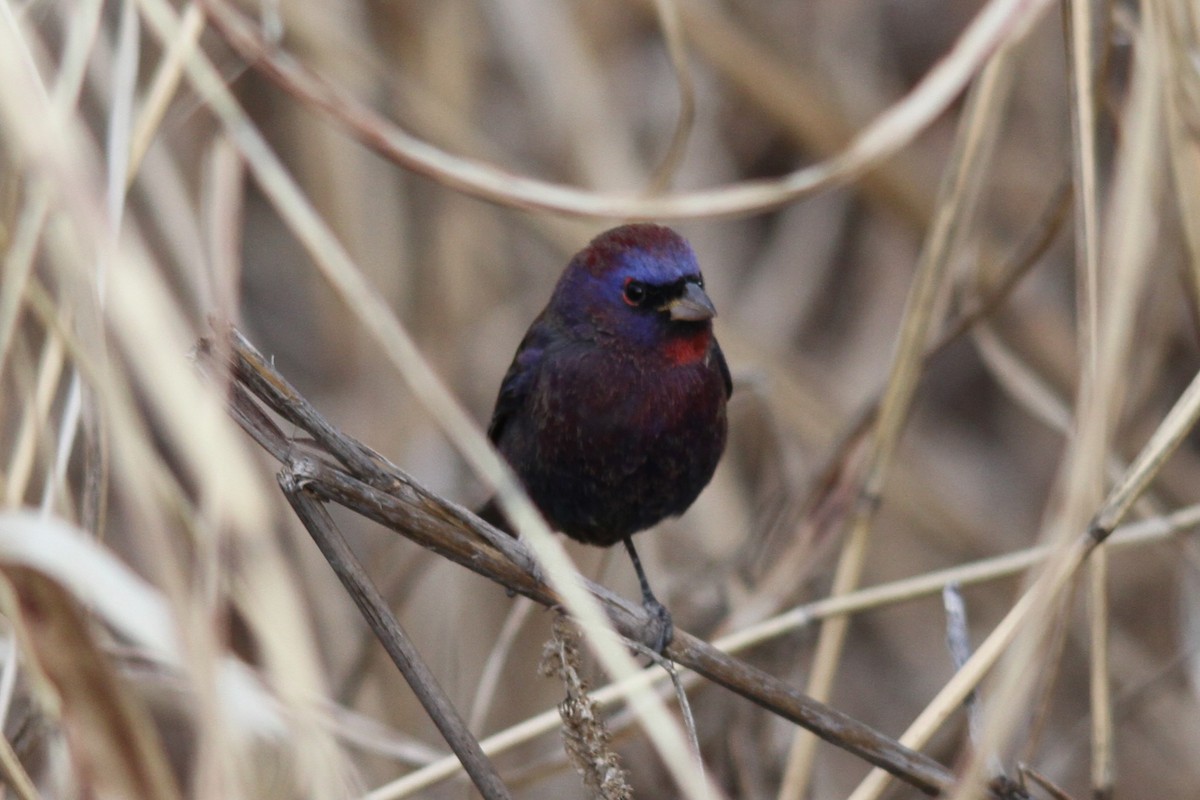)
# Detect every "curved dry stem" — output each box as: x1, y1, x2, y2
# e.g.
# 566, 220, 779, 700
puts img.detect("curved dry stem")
200, 0, 1052, 220
467, 596, 536, 734
645, 0, 696, 193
